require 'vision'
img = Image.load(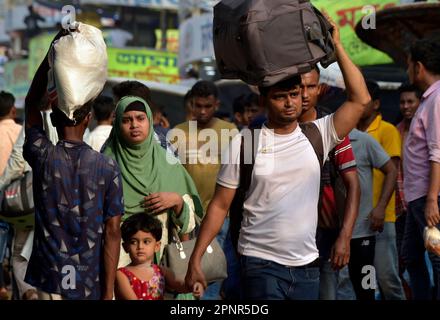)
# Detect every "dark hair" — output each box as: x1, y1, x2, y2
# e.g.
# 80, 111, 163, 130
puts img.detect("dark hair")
92, 95, 114, 122
410, 36, 440, 76
233, 94, 247, 114
191, 80, 218, 99
365, 80, 381, 101
0, 91, 15, 117
112, 81, 152, 104
151, 104, 166, 116
121, 213, 163, 243
258, 75, 301, 97
51, 100, 93, 127
246, 92, 259, 106
311, 64, 320, 75
214, 110, 231, 121
398, 83, 422, 100
184, 90, 193, 104
73, 102, 93, 123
